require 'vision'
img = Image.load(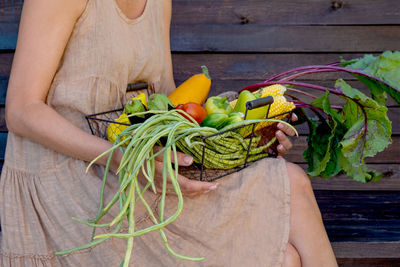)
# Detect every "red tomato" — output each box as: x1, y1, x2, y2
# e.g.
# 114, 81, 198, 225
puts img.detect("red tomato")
176, 102, 208, 124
